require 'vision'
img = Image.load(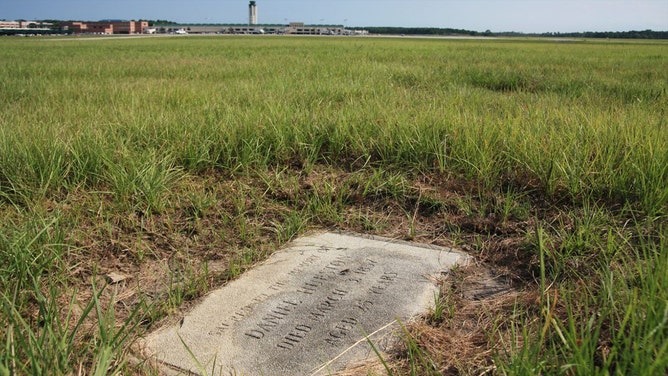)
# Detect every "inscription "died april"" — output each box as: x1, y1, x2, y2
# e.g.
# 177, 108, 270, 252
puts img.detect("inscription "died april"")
226, 252, 398, 351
